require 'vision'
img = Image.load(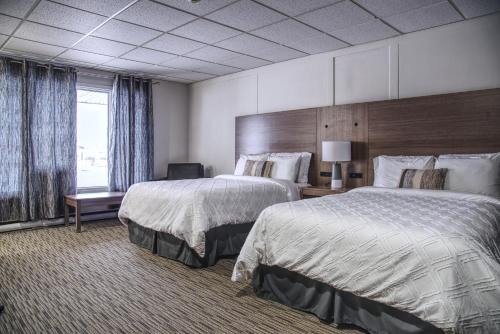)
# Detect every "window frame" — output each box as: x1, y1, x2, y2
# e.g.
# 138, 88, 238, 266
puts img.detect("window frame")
76, 85, 111, 194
